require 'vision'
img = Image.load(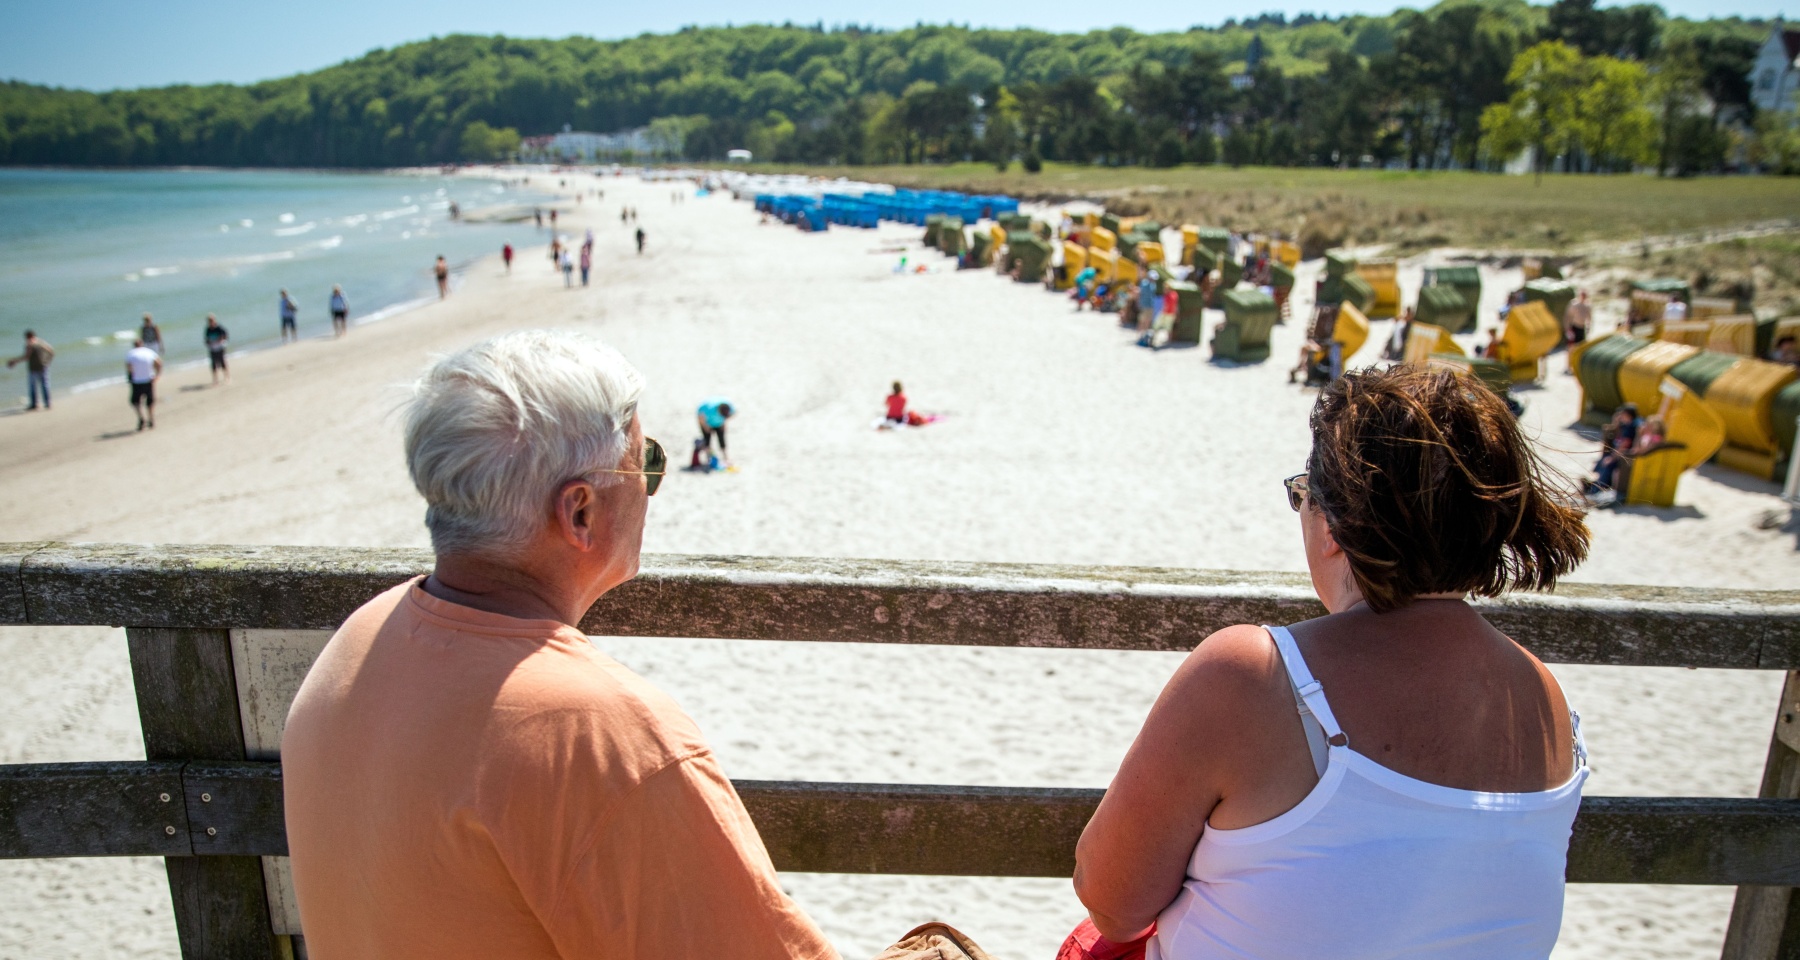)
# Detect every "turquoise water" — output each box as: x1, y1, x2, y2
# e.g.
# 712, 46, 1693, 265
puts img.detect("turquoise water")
0, 169, 554, 393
